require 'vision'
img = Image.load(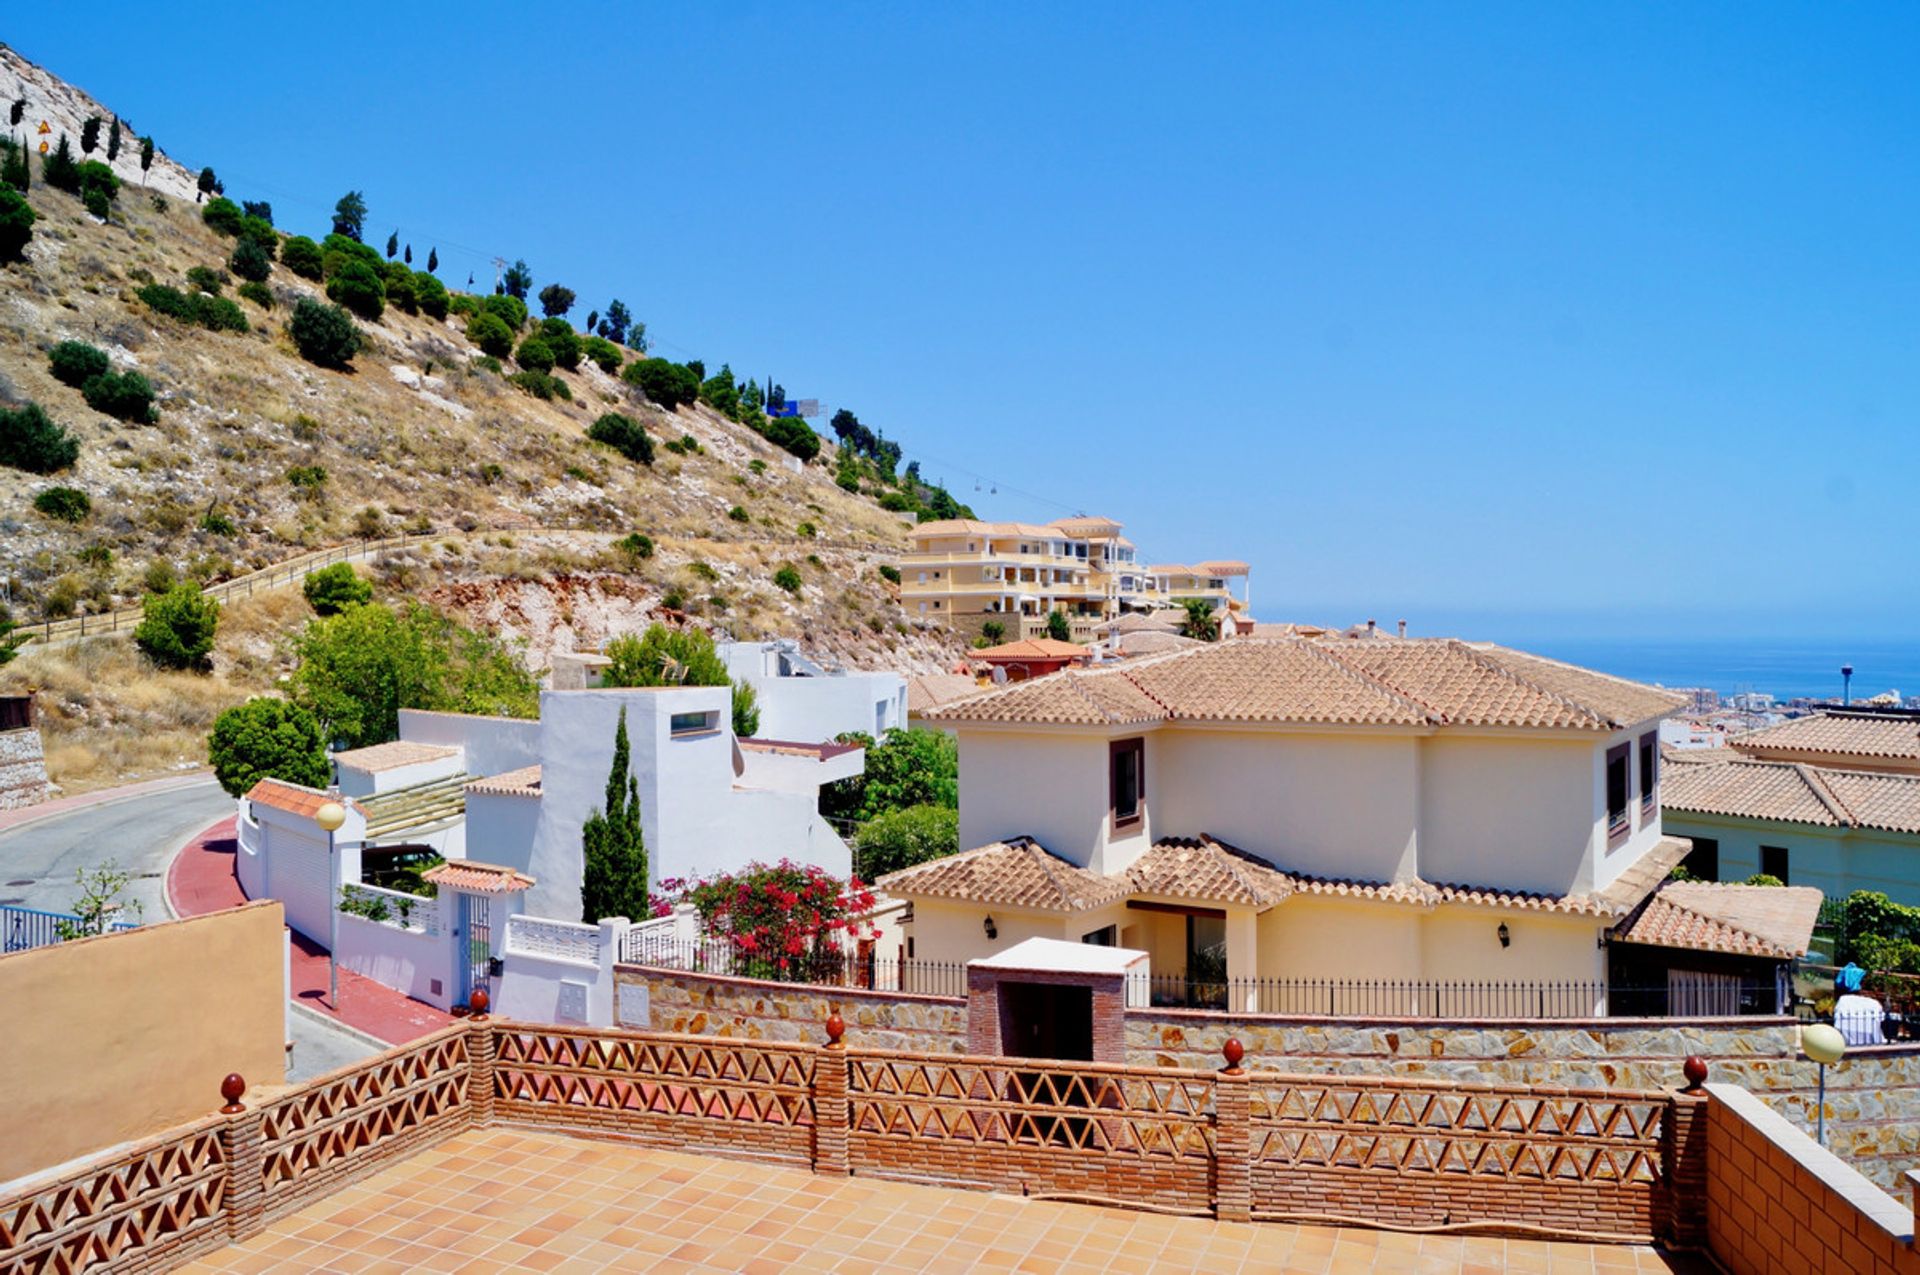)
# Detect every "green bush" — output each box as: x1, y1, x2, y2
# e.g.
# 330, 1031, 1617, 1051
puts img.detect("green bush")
207, 697, 330, 797
237, 216, 277, 257
303, 562, 373, 616
229, 235, 271, 283
287, 464, 329, 492
465, 310, 514, 358
321, 233, 381, 273
472, 354, 502, 375
32, 485, 90, 522
878, 564, 901, 585
381, 261, 416, 314
186, 265, 226, 295
0, 187, 34, 263
190, 294, 249, 332
852, 804, 960, 880
82, 370, 157, 422
325, 258, 385, 320
587, 413, 653, 465
773, 565, 803, 595
48, 340, 109, 387
821, 728, 959, 824
282, 235, 325, 280
763, 416, 820, 462
515, 334, 555, 373
77, 161, 118, 219
237, 280, 274, 309
614, 532, 654, 561
600, 624, 759, 736
481, 292, 527, 331
727, 505, 749, 523
582, 335, 622, 374
537, 317, 581, 370
621, 357, 699, 410
200, 196, 244, 235
507, 369, 569, 401
288, 299, 361, 369
1744, 873, 1785, 887
137, 283, 195, 320
134, 584, 220, 671
0, 401, 80, 472
412, 270, 449, 319
797, 520, 816, 538
201, 509, 238, 535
